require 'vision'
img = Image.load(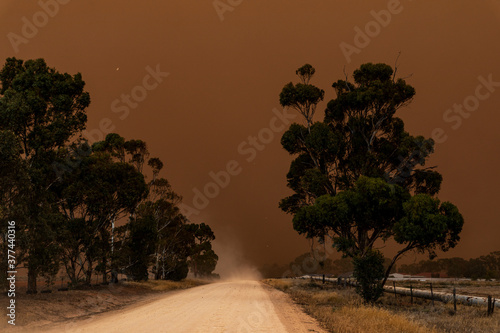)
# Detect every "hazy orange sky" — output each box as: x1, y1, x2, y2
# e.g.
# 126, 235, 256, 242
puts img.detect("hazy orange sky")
1, 1, 499, 271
